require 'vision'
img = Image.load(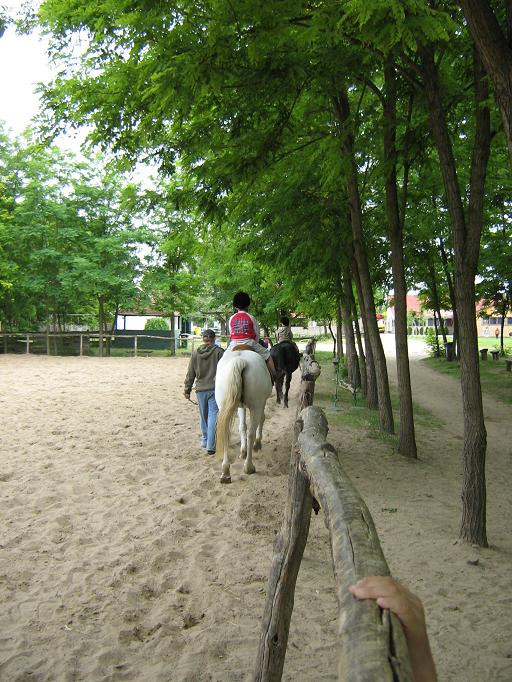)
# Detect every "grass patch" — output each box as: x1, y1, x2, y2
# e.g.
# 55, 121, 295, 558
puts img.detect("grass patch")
313, 355, 399, 447
422, 355, 512, 405
312, 352, 445, 446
